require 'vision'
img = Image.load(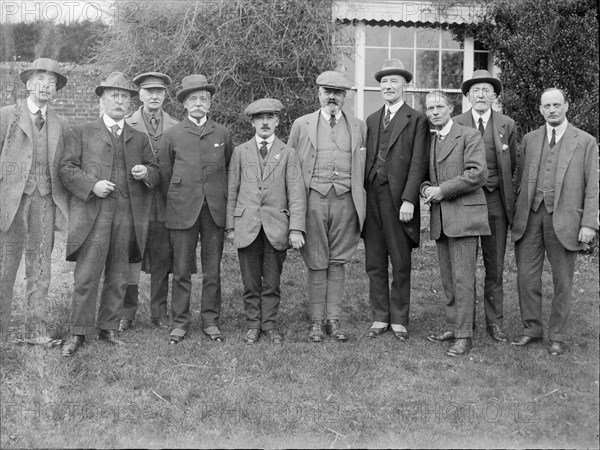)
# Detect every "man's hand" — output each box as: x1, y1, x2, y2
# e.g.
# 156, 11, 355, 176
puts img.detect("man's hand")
399, 201, 414, 223
289, 231, 304, 250
93, 180, 115, 198
225, 230, 235, 244
131, 165, 148, 180
424, 186, 444, 205
578, 226, 596, 244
